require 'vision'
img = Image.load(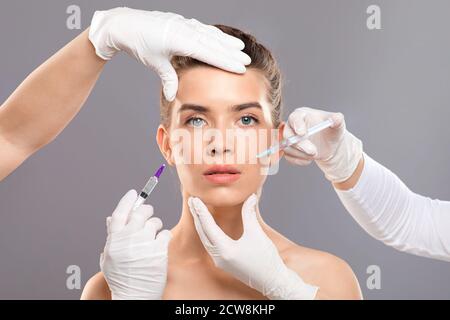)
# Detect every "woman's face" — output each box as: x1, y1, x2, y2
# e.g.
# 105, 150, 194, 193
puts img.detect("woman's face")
157, 66, 284, 207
